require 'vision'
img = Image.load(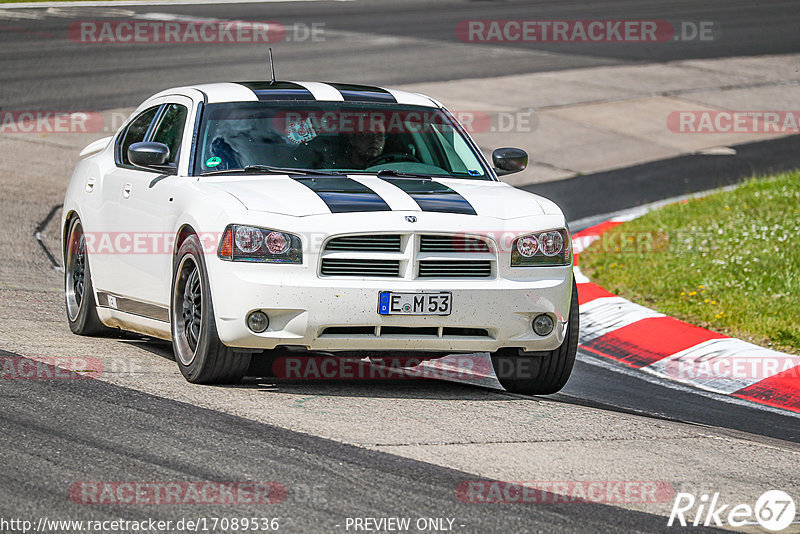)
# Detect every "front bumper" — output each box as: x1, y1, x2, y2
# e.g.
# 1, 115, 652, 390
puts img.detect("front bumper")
208, 259, 573, 353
